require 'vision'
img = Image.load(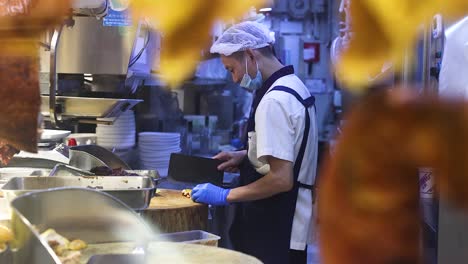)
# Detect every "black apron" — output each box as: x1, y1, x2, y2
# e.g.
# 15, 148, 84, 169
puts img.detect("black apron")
230, 86, 315, 264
